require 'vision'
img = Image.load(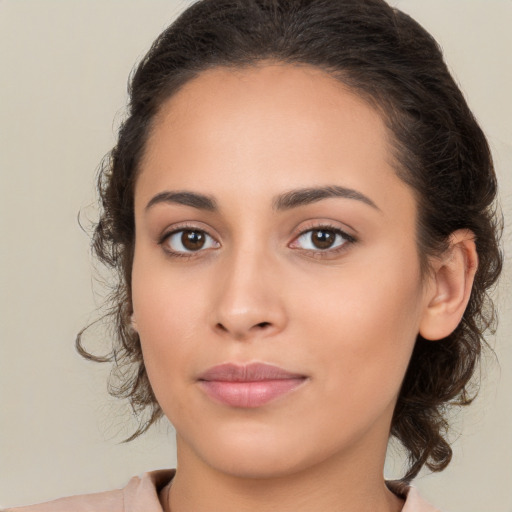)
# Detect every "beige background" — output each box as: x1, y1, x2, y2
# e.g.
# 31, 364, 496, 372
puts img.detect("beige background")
0, 0, 511, 510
